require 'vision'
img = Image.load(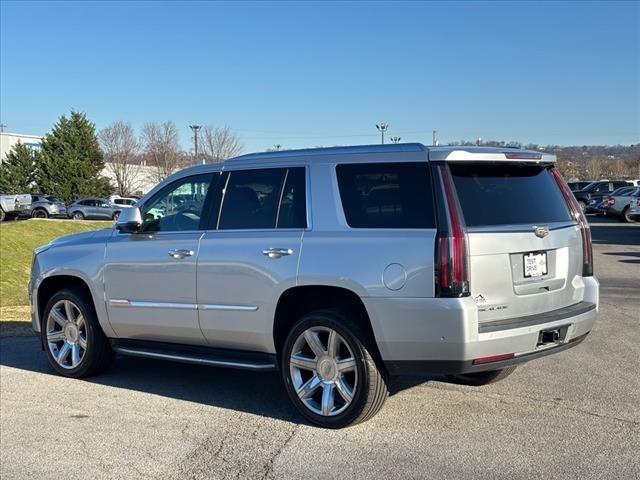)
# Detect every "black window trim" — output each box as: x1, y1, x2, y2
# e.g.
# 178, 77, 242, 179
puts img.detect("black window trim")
210, 165, 309, 232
